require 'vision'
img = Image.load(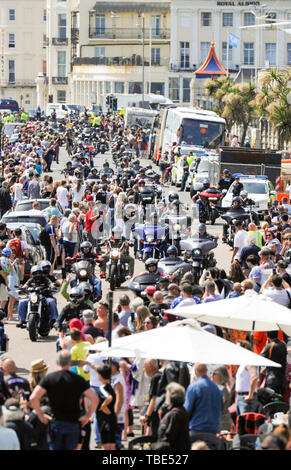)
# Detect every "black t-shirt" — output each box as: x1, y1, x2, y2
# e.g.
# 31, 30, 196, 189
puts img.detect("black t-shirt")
39, 370, 90, 422
97, 383, 116, 415
148, 371, 162, 401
